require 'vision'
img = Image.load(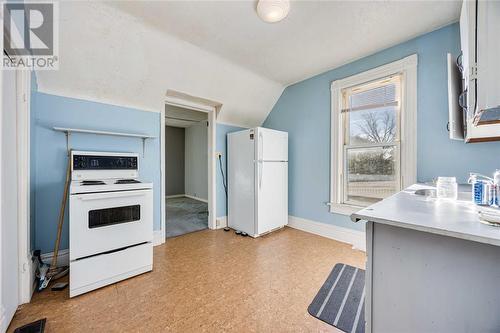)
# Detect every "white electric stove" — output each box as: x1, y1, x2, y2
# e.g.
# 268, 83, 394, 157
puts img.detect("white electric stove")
69, 151, 153, 297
